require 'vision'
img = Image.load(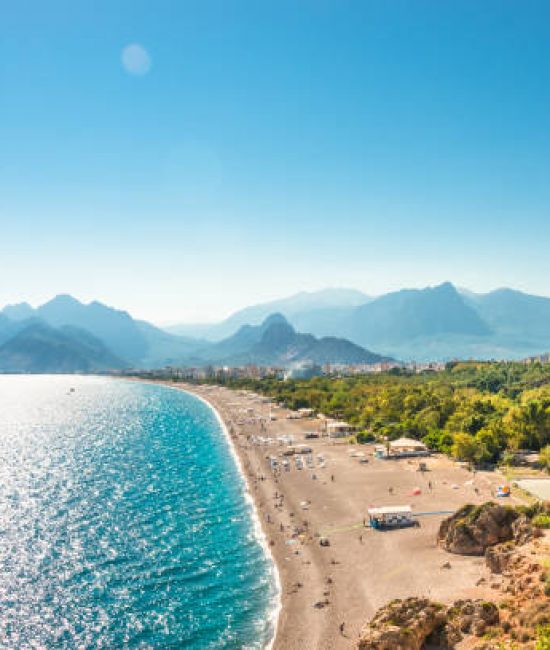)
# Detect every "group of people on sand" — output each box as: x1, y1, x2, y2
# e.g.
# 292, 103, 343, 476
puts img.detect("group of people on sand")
219, 394, 366, 644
